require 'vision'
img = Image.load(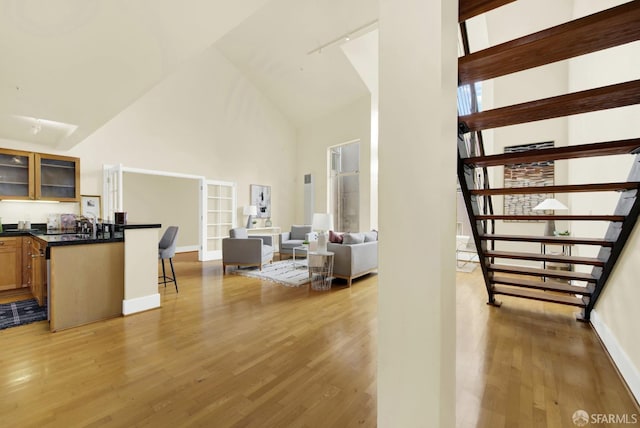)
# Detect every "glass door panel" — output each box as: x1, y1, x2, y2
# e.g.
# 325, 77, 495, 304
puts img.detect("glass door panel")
0, 149, 34, 199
